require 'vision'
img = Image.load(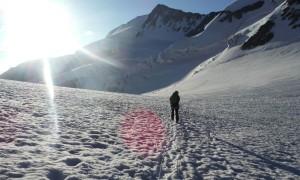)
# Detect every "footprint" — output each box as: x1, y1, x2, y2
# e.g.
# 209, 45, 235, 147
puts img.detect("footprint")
32, 112, 48, 117
115, 163, 130, 171
89, 135, 99, 139
17, 161, 32, 168
35, 130, 52, 135
68, 149, 82, 155
63, 158, 82, 166
98, 155, 112, 162
5, 172, 24, 178
15, 139, 38, 147
90, 142, 108, 149
22, 102, 31, 105
47, 169, 67, 180
89, 130, 101, 134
